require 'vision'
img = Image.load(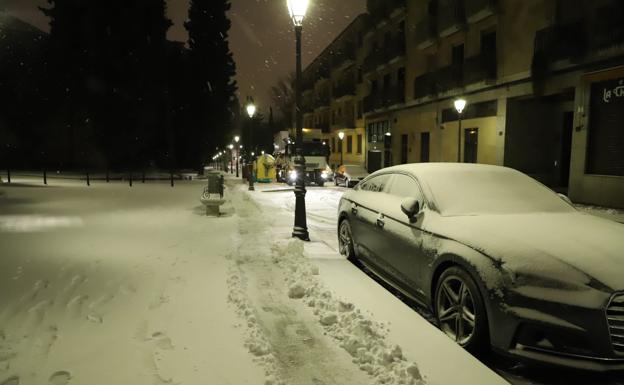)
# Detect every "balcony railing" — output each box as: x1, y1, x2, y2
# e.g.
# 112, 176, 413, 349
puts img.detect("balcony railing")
384, 37, 406, 62
438, 0, 465, 37
415, 18, 437, 49
368, 0, 407, 24
363, 51, 382, 73
314, 94, 330, 109
332, 45, 357, 68
533, 21, 586, 66
436, 64, 464, 93
363, 93, 381, 113
333, 81, 356, 98
413, 72, 436, 99
363, 84, 405, 113
463, 53, 497, 84
590, 4, 624, 51
465, 0, 496, 23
